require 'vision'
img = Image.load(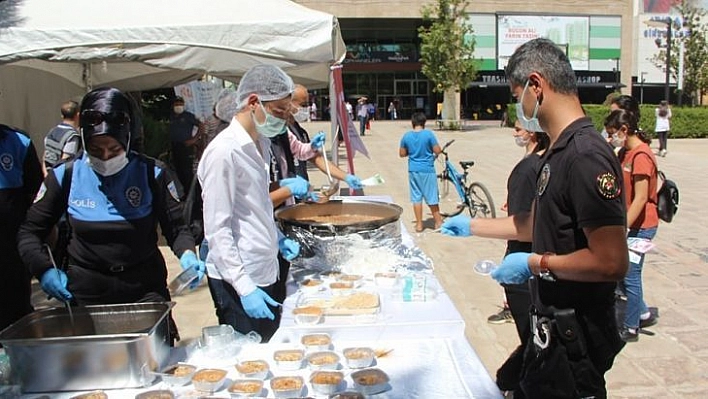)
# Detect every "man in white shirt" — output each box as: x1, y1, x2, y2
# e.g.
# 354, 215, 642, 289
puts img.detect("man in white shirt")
197, 65, 302, 341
